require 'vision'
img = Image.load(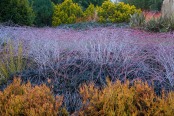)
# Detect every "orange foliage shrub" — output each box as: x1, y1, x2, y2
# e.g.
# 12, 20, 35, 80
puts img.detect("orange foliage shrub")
0, 78, 63, 116
79, 78, 174, 116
